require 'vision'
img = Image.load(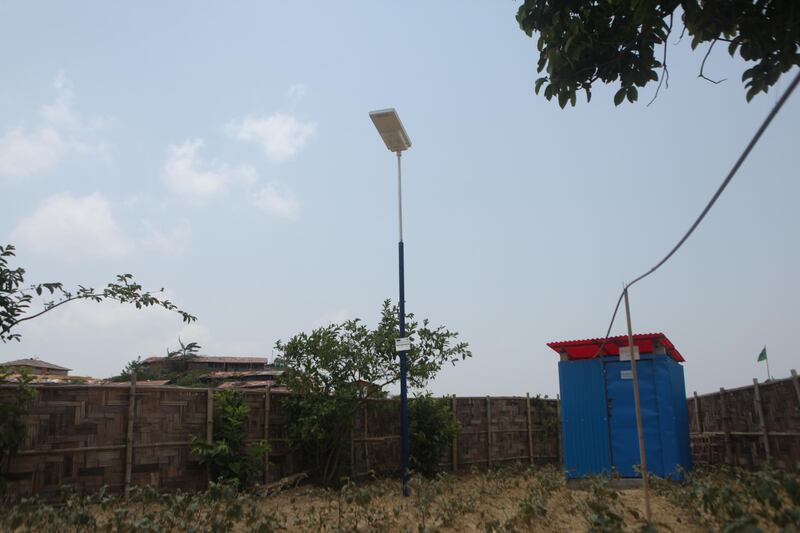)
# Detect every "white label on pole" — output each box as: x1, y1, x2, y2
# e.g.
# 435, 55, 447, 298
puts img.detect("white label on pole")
395, 337, 411, 352
621, 370, 633, 380
619, 346, 640, 361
